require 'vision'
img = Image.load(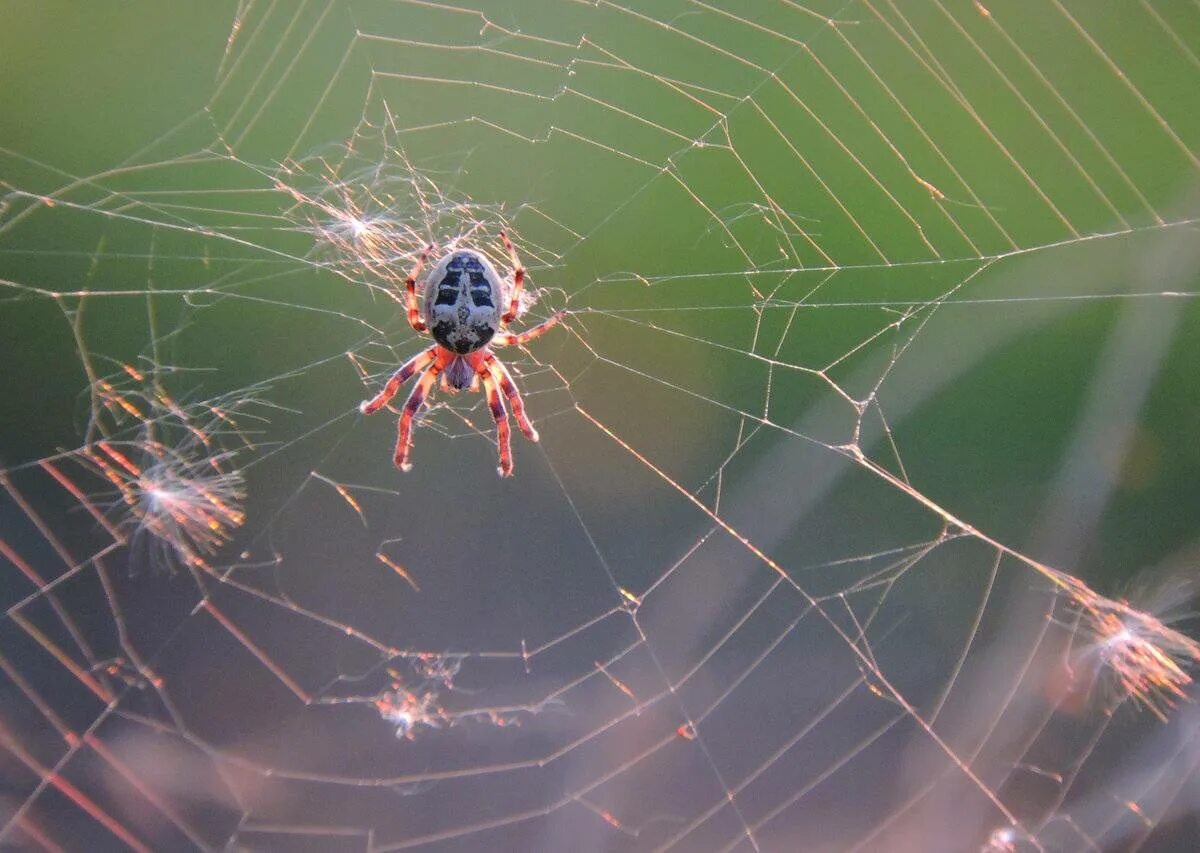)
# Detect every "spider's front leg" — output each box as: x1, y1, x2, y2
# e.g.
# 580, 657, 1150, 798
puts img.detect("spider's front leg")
359, 346, 437, 415
485, 354, 538, 442
403, 244, 435, 334
394, 365, 441, 471
478, 364, 513, 477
